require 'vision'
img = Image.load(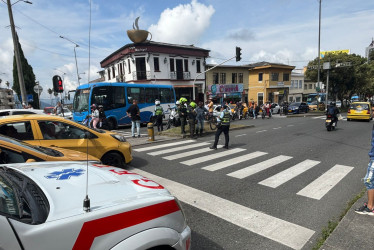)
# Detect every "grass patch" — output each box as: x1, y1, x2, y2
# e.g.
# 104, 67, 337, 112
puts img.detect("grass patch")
312, 188, 366, 250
